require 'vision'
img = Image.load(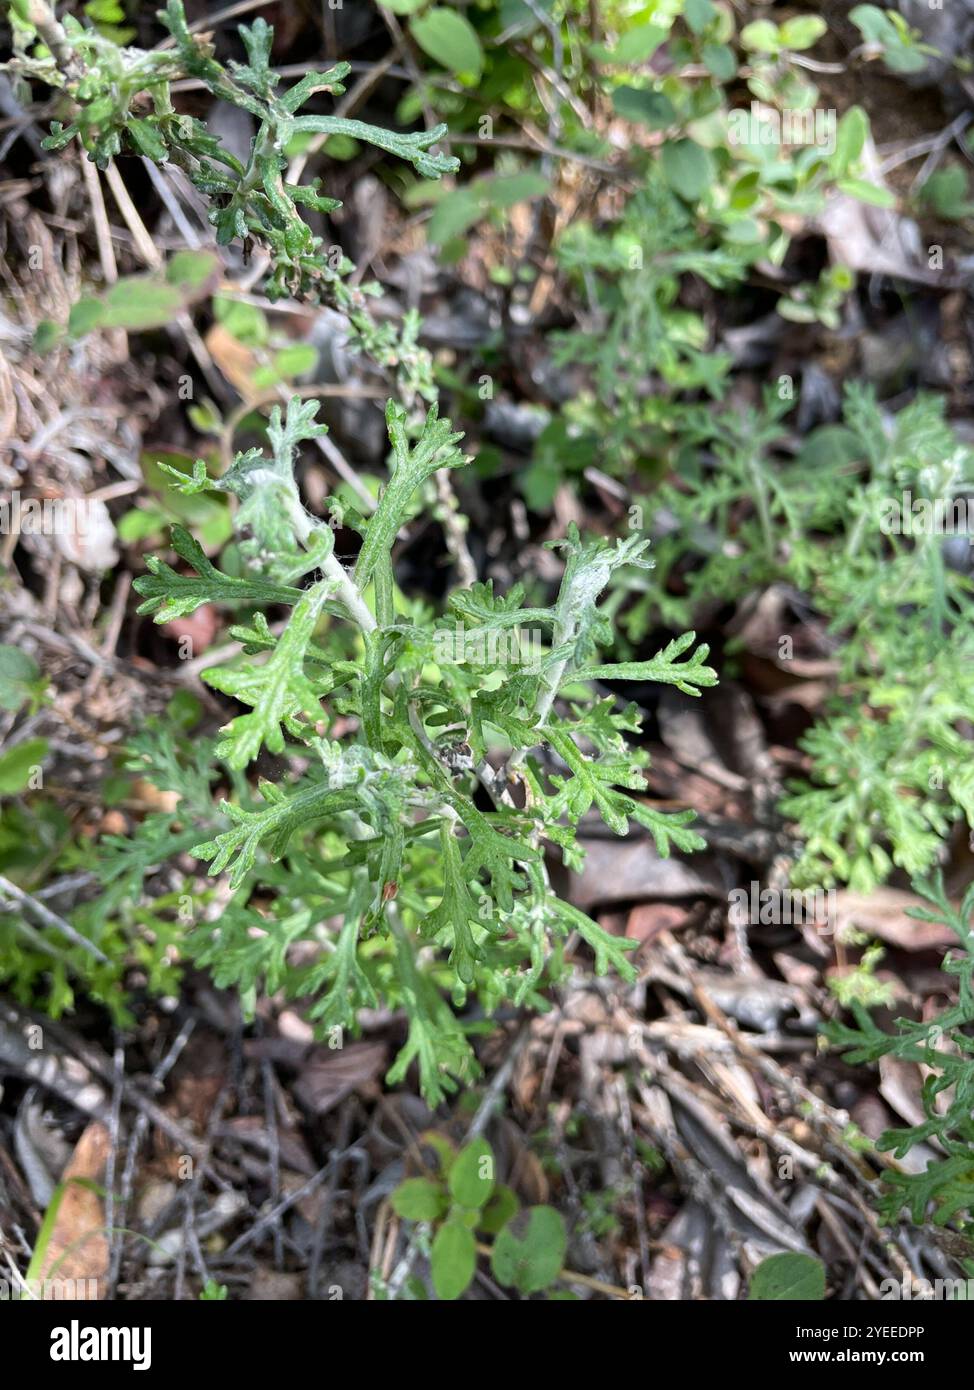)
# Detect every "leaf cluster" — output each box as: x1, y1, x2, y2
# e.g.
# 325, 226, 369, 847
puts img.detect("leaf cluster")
124, 395, 715, 1103
6, 0, 457, 304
